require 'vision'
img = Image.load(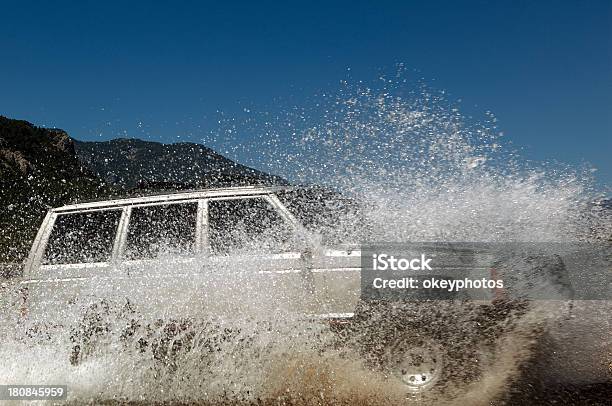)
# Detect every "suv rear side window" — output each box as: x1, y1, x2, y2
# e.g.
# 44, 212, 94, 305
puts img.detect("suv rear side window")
208, 197, 296, 255
124, 202, 198, 260
43, 210, 121, 265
